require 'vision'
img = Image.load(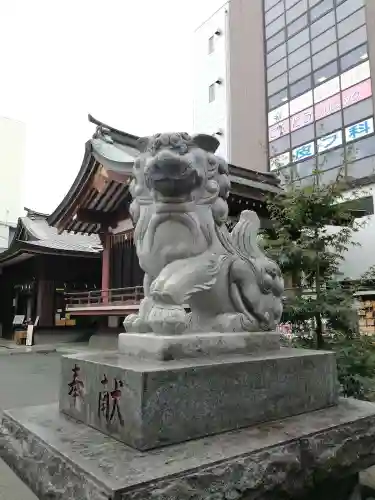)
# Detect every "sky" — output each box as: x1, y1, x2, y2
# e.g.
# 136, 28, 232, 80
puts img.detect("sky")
0, 0, 224, 214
